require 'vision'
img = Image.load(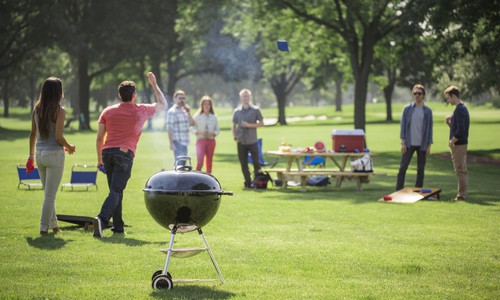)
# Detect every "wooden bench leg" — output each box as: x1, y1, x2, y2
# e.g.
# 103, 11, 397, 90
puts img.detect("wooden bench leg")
355, 177, 362, 191
335, 177, 343, 188
300, 176, 308, 192
276, 172, 287, 189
